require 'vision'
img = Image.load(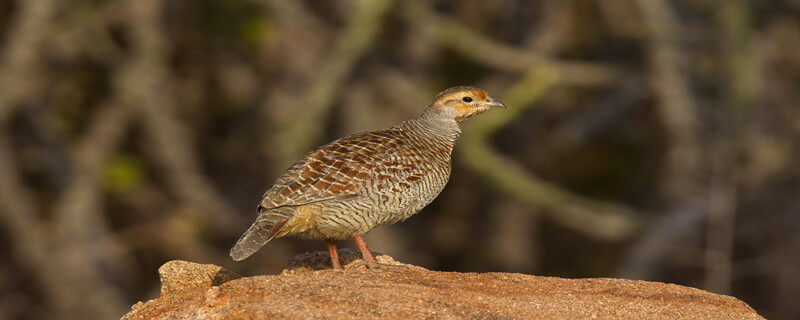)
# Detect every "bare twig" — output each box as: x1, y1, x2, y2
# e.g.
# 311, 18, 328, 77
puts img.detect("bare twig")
0, 131, 69, 316
636, 0, 702, 202
0, 0, 53, 123
0, 0, 71, 317
621, 198, 708, 279
401, 1, 620, 87
276, 0, 397, 161
52, 103, 133, 318
523, 0, 575, 55
460, 68, 641, 240
547, 79, 648, 152
120, 0, 240, 232
254, 0, 332, 175
704, 157, 738, 294
488, 200, 537, 272
704, 0, 761, 294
